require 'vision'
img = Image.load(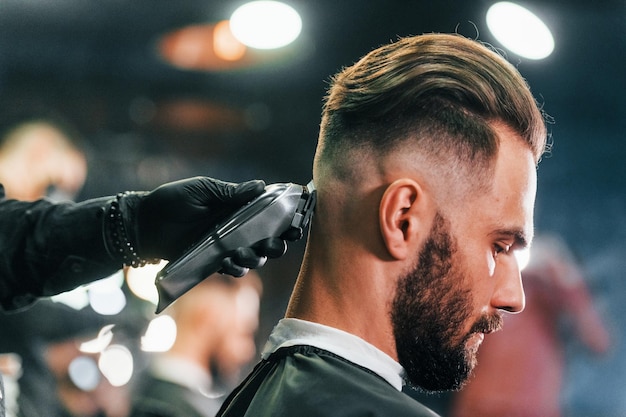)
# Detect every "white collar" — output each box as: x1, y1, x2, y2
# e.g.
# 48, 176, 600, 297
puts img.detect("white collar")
261, 318, 406, 391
